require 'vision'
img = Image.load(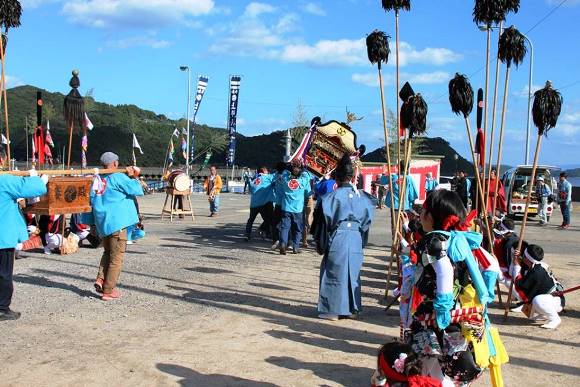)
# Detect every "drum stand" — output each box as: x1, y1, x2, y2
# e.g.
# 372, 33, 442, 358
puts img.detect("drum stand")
161, 188, 195, 222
